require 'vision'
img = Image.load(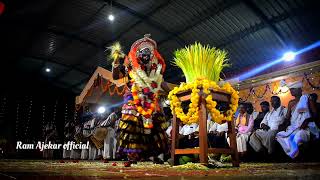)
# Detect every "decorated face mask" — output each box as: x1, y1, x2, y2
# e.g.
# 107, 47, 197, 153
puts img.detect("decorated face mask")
128, 34, 166, 74
138, 47, 152, 64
